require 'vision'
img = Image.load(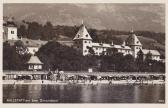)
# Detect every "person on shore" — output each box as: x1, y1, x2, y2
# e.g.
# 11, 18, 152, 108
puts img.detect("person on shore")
109, 80, 112, 85
13, 81, 15, 85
